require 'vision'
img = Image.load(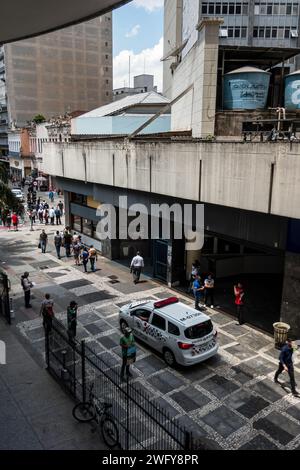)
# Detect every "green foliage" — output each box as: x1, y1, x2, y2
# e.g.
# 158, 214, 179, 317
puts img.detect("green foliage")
32, 114, 46, 124
0, 162, 22, 212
